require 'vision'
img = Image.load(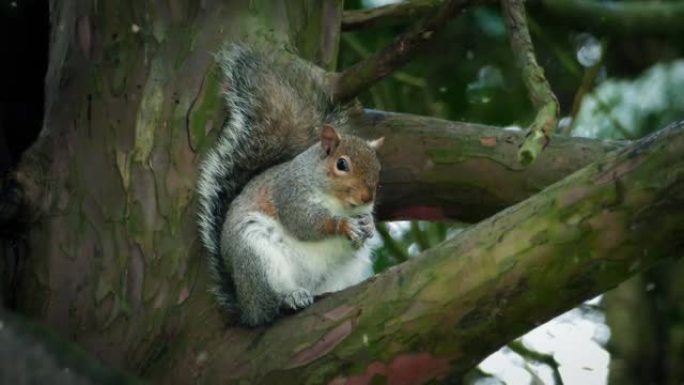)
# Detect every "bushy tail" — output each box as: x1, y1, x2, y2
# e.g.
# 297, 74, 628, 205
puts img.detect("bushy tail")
197, 44, 357, 309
